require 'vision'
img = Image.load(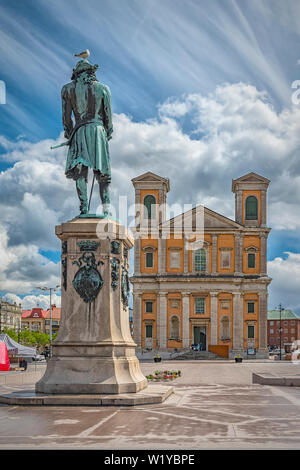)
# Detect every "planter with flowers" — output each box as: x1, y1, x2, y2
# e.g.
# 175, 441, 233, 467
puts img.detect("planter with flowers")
234, 354, 243, 363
